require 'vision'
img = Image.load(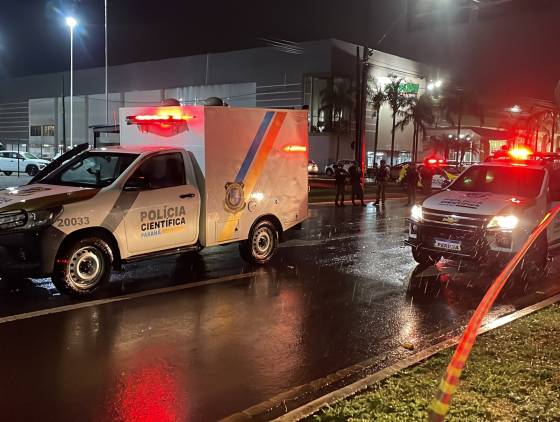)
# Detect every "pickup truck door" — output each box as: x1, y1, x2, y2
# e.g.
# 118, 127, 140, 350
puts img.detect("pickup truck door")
122, 152, 200, 256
